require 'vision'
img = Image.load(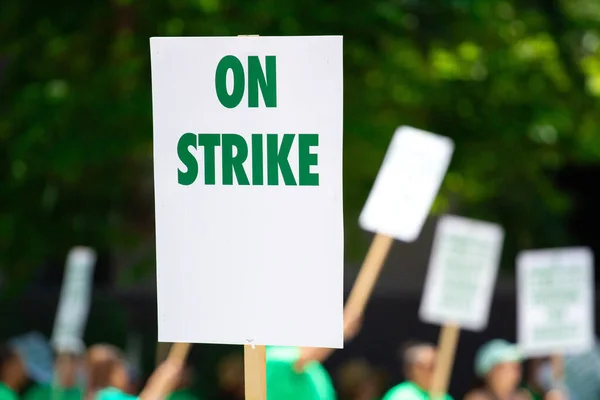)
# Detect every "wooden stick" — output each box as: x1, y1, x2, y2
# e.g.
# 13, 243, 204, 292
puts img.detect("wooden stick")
430, 324, 460, 399
244, 345, 266, 400
344, 233, 394, 317
296, 233, 394, 370
234, 33, 267, 400
138, 342, 191, 400
550, 354, 564, 382
155, 342, 171, 366
167, 342, 191, 363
